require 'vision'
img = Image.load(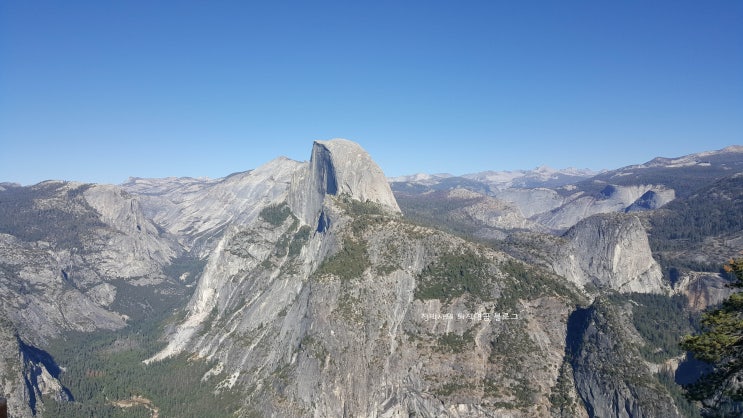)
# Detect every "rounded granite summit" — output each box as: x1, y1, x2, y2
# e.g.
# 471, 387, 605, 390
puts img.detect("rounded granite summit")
312, 138, 400, 212
289, 138, 401, 226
